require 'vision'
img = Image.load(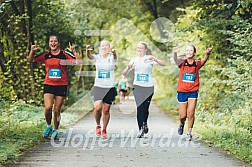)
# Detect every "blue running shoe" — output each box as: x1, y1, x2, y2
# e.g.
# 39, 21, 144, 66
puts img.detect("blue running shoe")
51, 129, 59, 139
43, 126, 52, 138
178, 123, 184, 135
